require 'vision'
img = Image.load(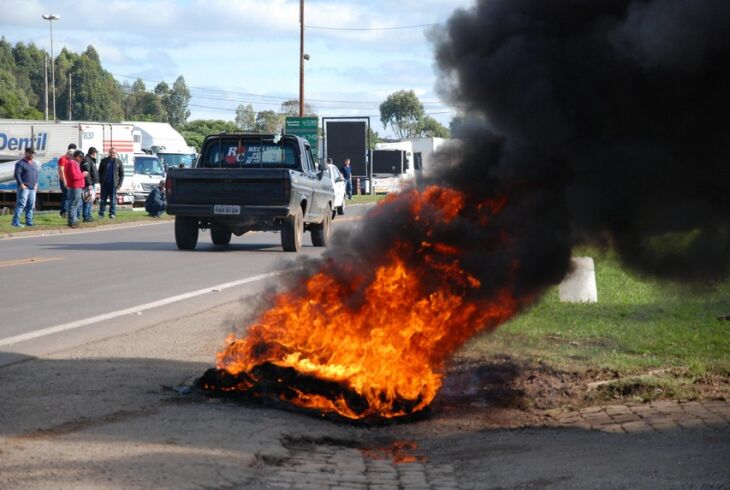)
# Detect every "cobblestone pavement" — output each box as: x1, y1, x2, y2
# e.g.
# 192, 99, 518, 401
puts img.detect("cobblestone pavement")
254, 400, 730, 489
263, 437, 459, 490
555, 399, 730, 433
